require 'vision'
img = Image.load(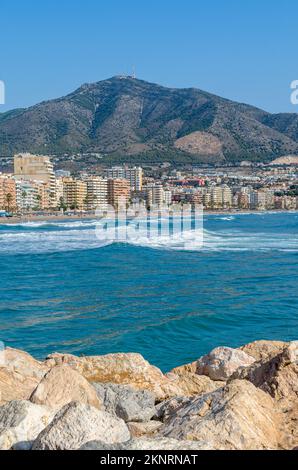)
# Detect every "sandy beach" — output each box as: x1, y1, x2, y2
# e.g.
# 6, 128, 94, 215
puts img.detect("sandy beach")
0, 209, 296, 225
